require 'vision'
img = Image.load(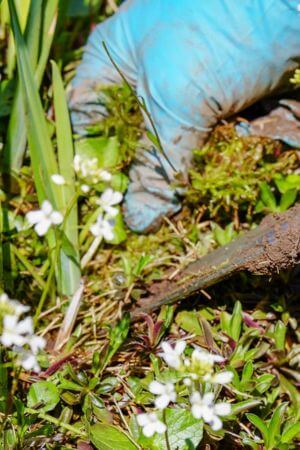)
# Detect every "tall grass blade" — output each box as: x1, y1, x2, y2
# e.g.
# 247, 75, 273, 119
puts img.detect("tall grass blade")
8, 0, 59, 202
51, 60, 81, 294
3, 0, 59, 176
8, 0, 78, 297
